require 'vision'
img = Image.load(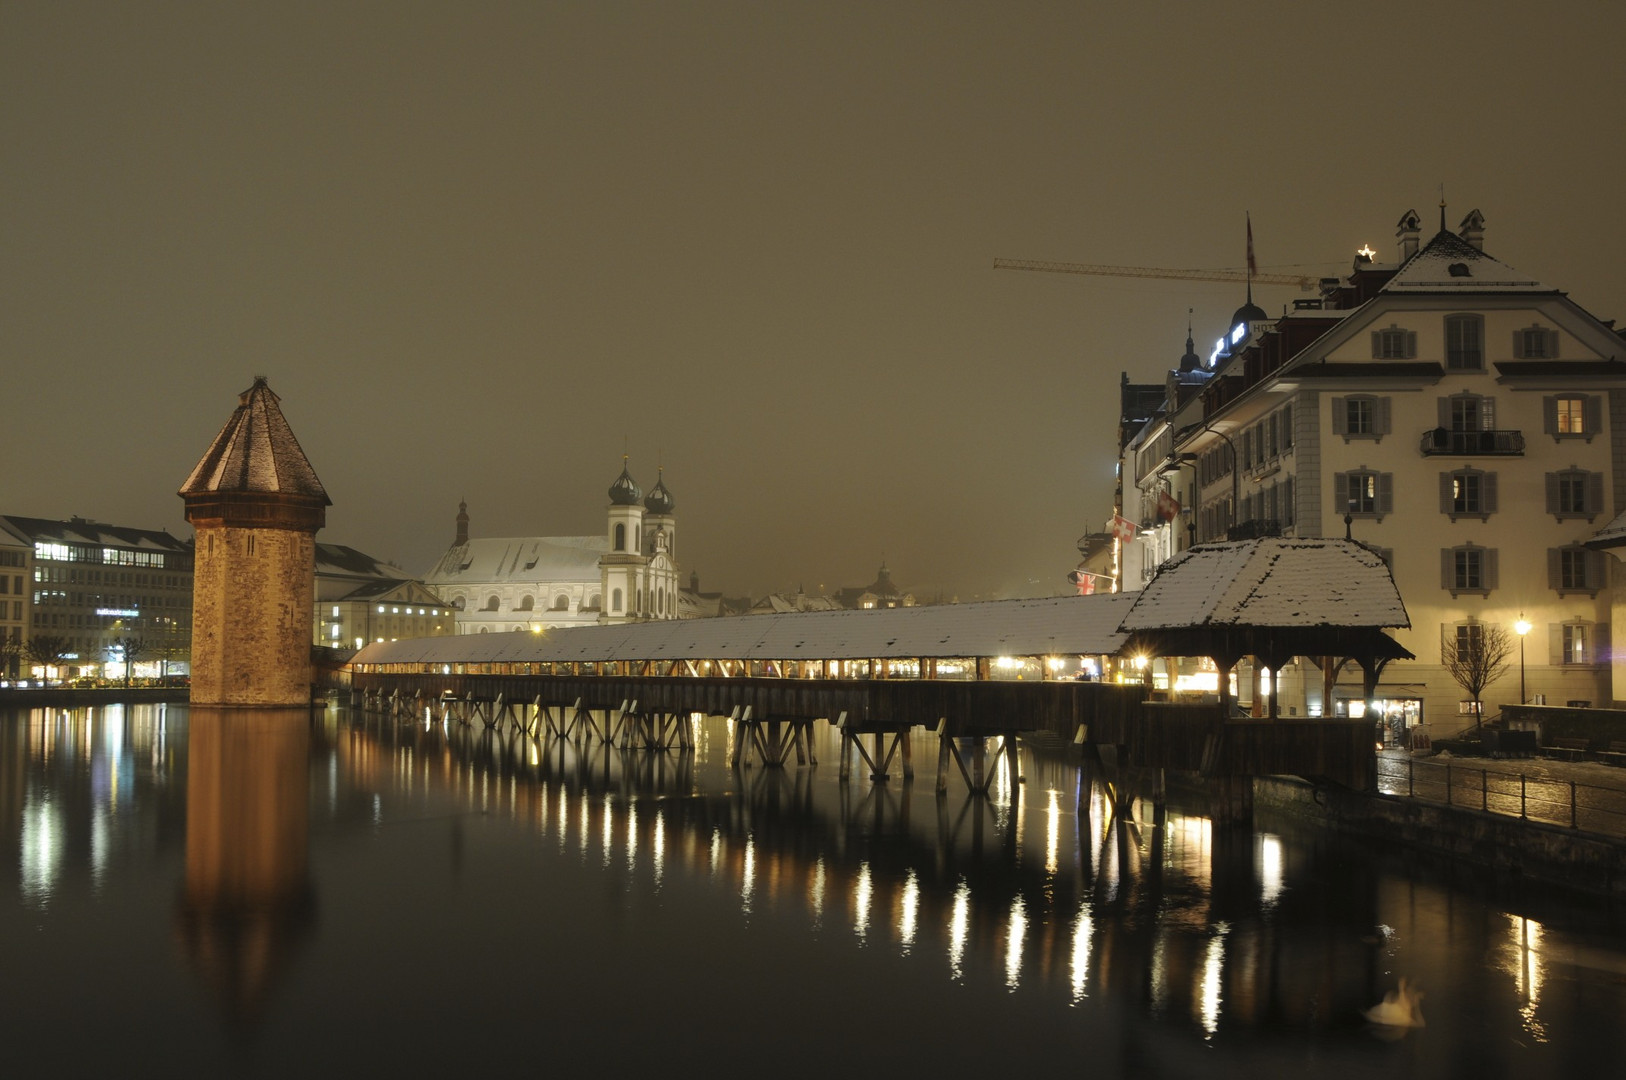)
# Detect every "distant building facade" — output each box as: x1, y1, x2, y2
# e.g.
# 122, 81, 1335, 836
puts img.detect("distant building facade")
0, 520, 29, 679
0, 513, 193, 680
314, 543, 453, 648
424, 462, 683, 632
